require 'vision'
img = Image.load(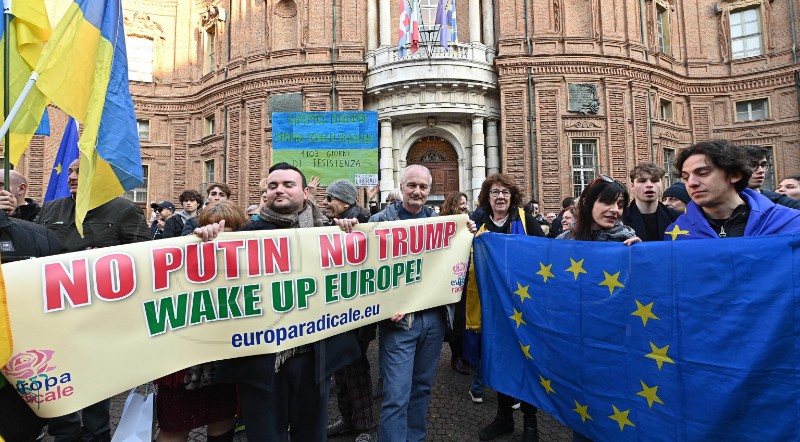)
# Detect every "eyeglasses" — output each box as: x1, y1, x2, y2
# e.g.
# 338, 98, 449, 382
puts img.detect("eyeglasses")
208, 191, 227, 197
489, 189, 511, 198
591, 175, 615, 185
751, 161, 770, 171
